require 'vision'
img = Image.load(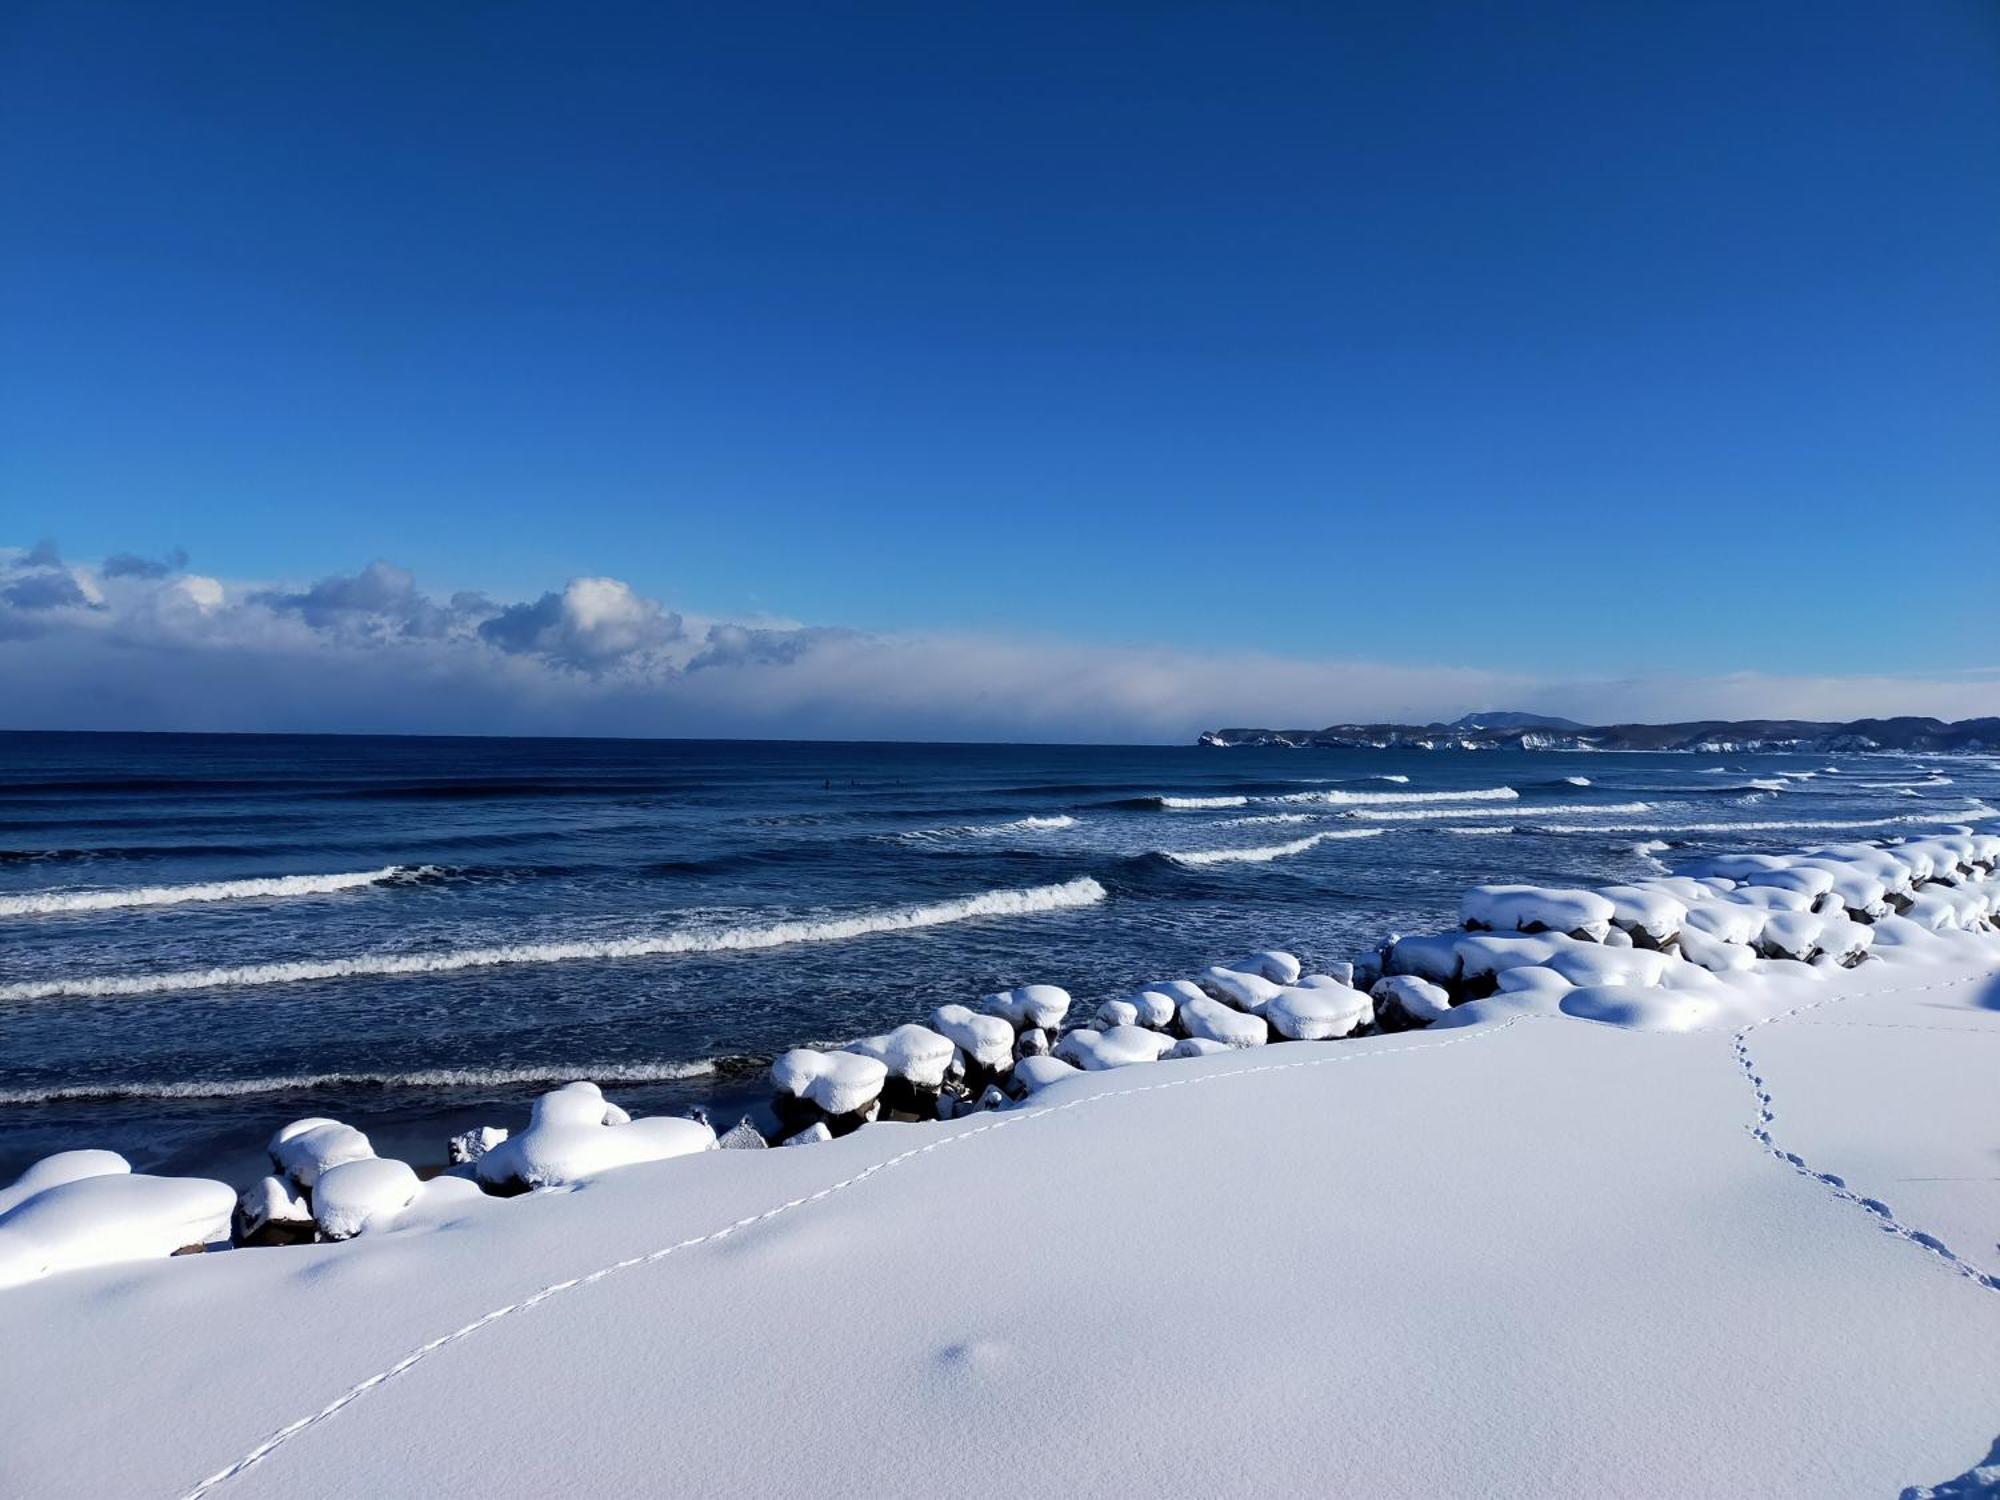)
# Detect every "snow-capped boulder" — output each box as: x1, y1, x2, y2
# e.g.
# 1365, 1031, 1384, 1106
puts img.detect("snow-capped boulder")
1054, 1025, 1175, 1071
1166, 1036, 1232, 1060
1758, 911, 1828, 962
477, 1082, 716, 1193
715, 1118, 768, 1150
0, 1172, 234, 1290
845, 1024, 955, 1090
1264, 981, 1371, 1041
1736, 865, 1837, 900
1385, 932, 1463, 985
447, 1126, 509, 1166
1012, 1055, 1082, 1095
312, 1157, 421, 1241
0, 1150, 129, 1218
1676, 927, 1757, 974
1682, 900, 1767, 947
772, 1049, 889, 1117
1462, 885, 1616, 942
783, 1123, 833, 1147
1199, 965, 1285, 1014
1223, 950, 1303, 985
268, 1118, 374, 1190
1371, 974, 1454, 1028
1542, 945, 1670, 989
1131, 982, 1201, 1027
1595, 885, 1688, 947
233, 1175, 313, 1247
929, 1004, 1016, 1071
982, 984, 1072, 1033
1094, 998, 1142, 1029
1177, 995, 1269, 1048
